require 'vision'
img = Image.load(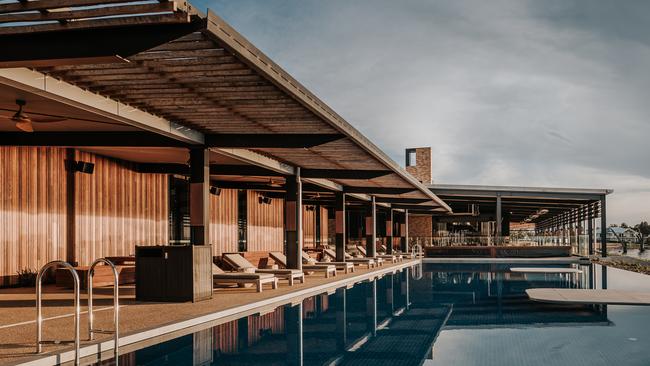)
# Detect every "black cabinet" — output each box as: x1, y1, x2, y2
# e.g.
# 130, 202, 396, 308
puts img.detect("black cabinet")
135, 245, 212, 302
